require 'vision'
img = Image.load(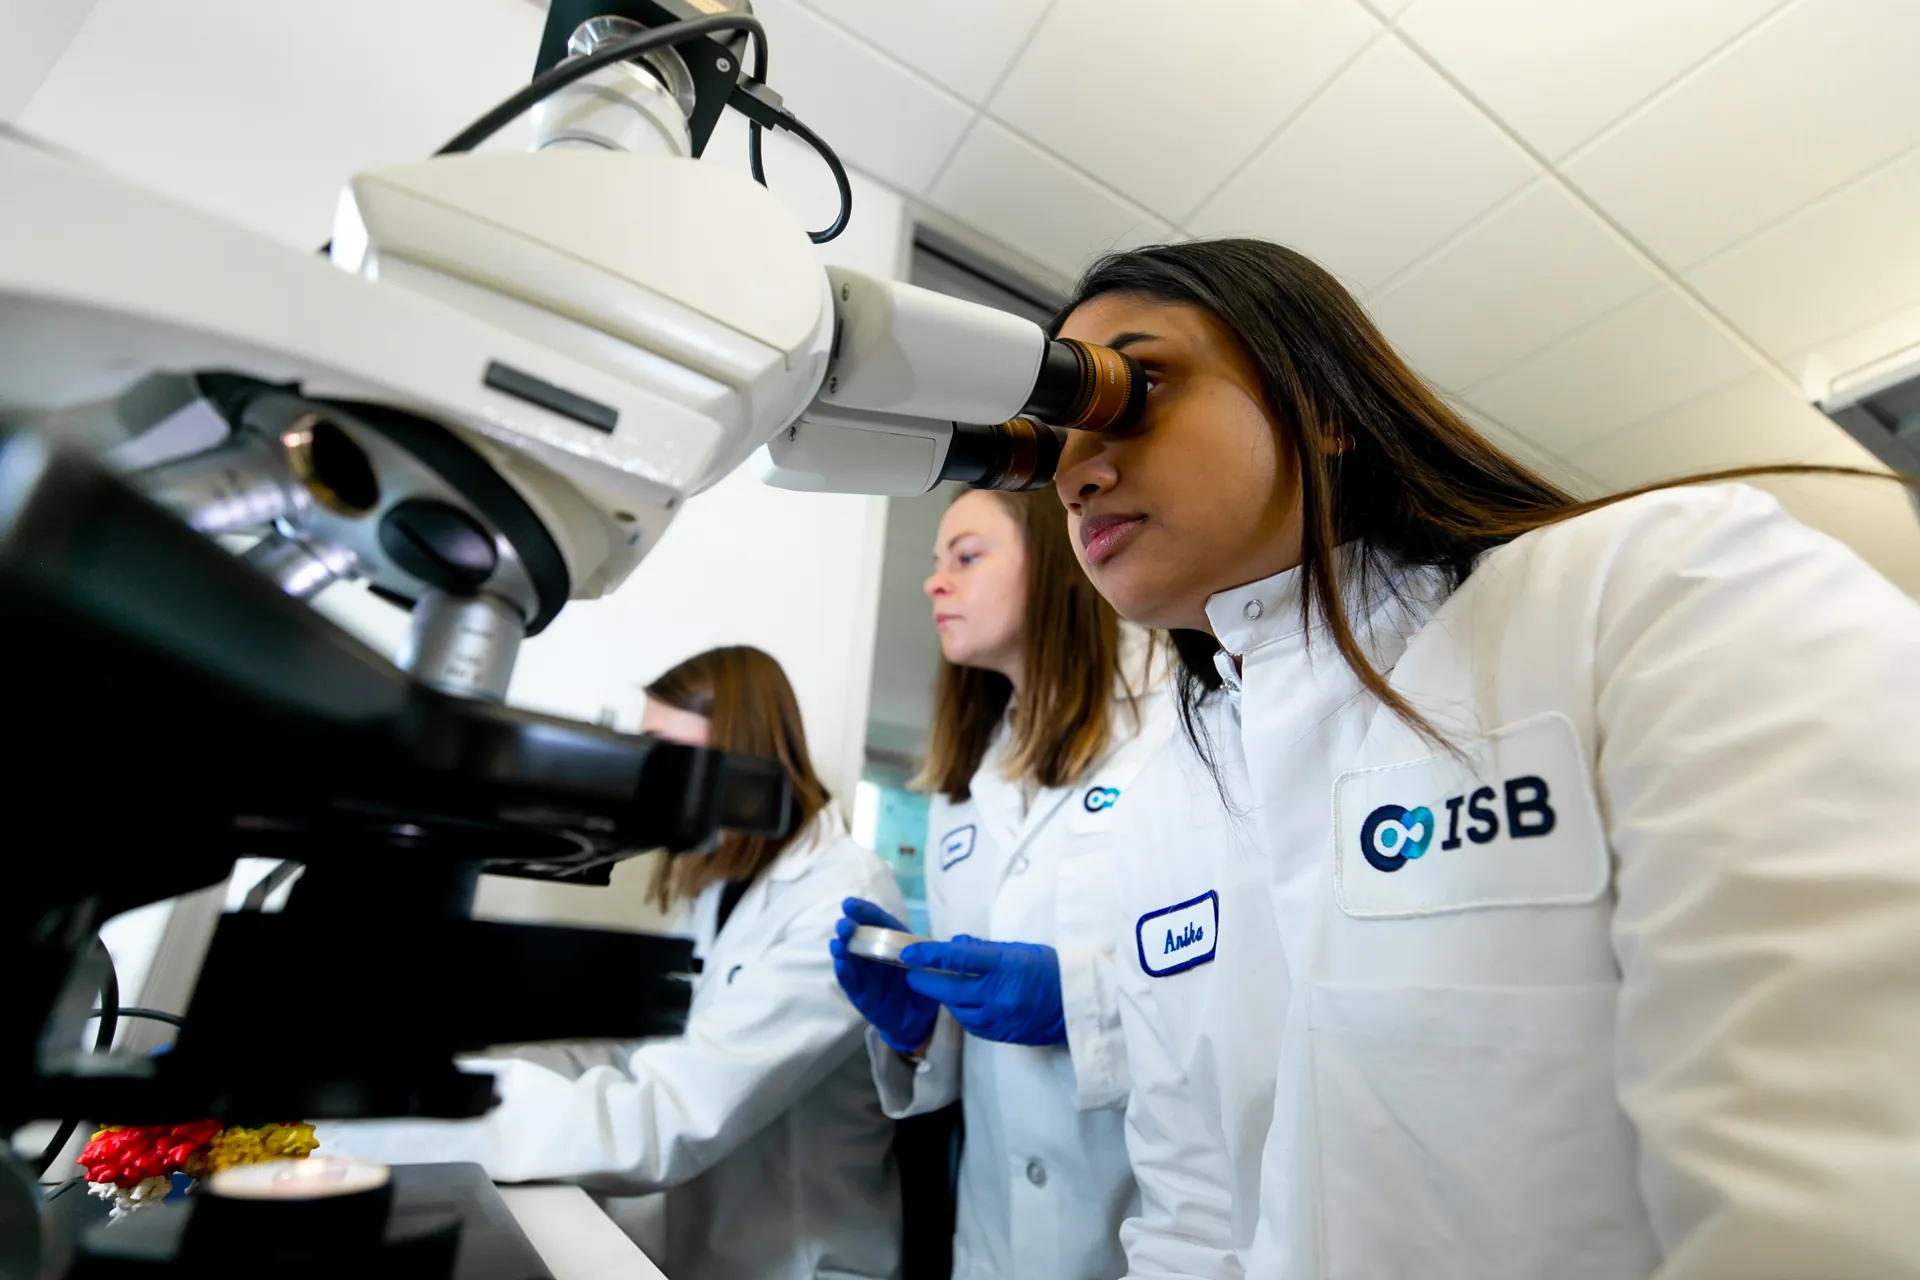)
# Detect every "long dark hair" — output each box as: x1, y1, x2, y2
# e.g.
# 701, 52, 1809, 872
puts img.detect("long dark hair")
644, 646, 830, 910
915, 488, 1135, 801
1056, 238, 1908, 760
